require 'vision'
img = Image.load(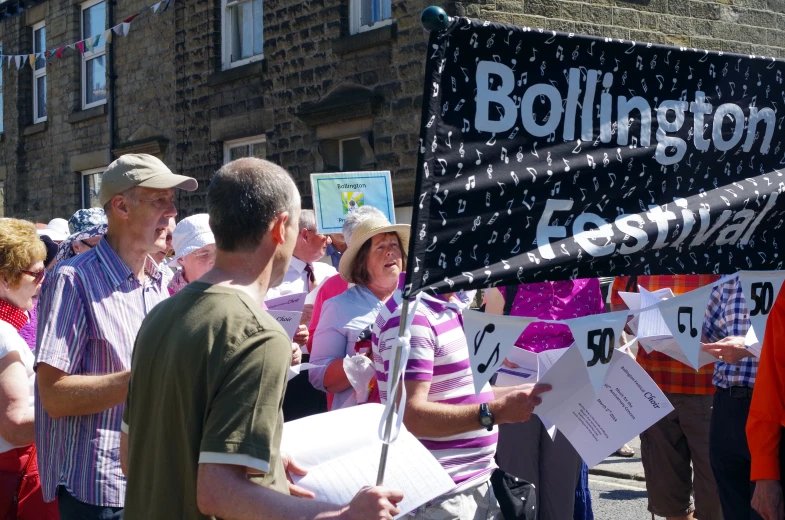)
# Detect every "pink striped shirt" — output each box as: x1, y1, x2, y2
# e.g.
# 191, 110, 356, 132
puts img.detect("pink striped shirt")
373, 284, 497, 491
35, 238, 168, 506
